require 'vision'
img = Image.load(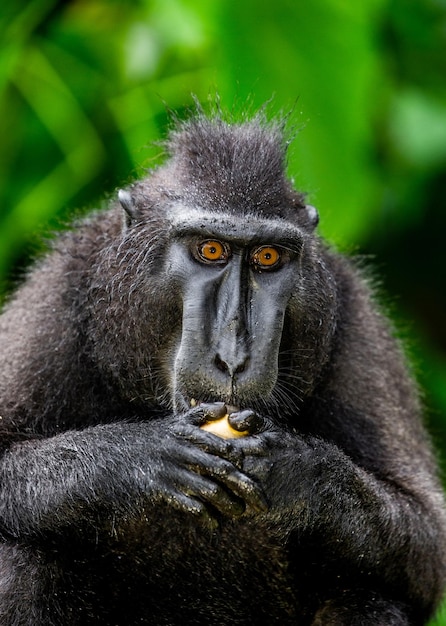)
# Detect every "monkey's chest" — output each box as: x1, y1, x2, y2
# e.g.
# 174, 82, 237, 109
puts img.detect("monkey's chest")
79, 515, 300, 625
